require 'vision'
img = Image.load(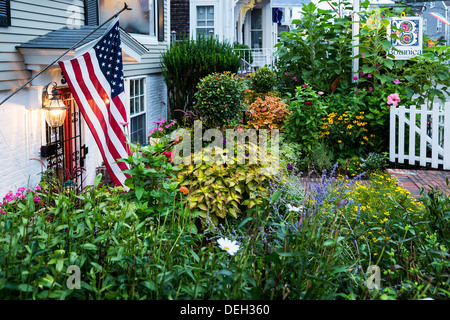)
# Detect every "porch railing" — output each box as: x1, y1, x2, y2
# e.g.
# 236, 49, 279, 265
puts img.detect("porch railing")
233, 48, 276, 73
